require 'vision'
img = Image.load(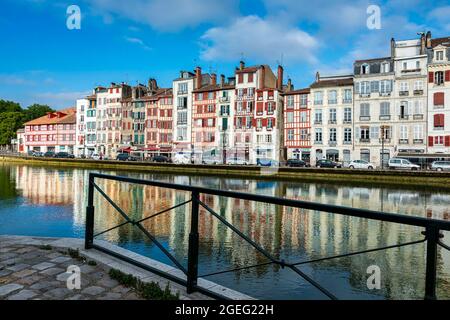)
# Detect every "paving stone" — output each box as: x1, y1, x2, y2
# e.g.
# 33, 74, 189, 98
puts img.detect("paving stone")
32, 262, 56, 271
0, 253, 18, 260
0, 248, 15, 253
1, 258, 20, 266
29, 281, 56, 291
0, 283, 24, 297
7, 289, 38, 300
96, 277, 119, 288
0, 270, 13, 277
111, 286, 131, 295
43, 287, 72, 299
39, 267, 65, 276
65, 294, 88, 300
80, 264, 96, 274
99, 292, 122, 300
6, 263, 30, 272
81, 286, 105, 296
15, 247, 35, 254
123, 291, 140, 300
56, 272, 71, 282
10, 269, 37, 278
50, 256, 72, 263
16, 274, 44, 286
